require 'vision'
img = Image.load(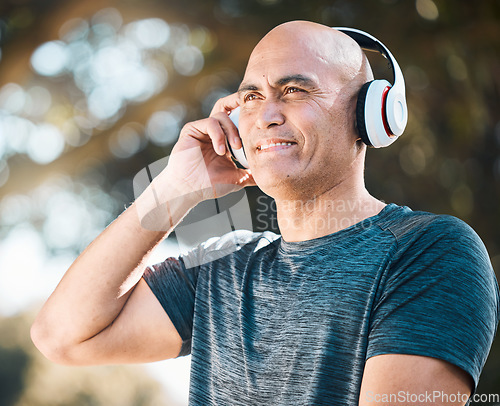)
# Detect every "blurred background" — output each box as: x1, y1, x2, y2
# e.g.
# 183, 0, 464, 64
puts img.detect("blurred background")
0, 0, 499, 405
